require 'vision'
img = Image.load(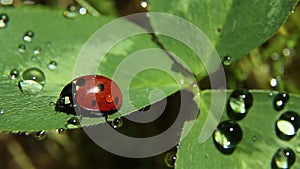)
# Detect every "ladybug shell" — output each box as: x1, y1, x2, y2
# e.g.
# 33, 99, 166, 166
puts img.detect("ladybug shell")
73, 75, 123, 114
